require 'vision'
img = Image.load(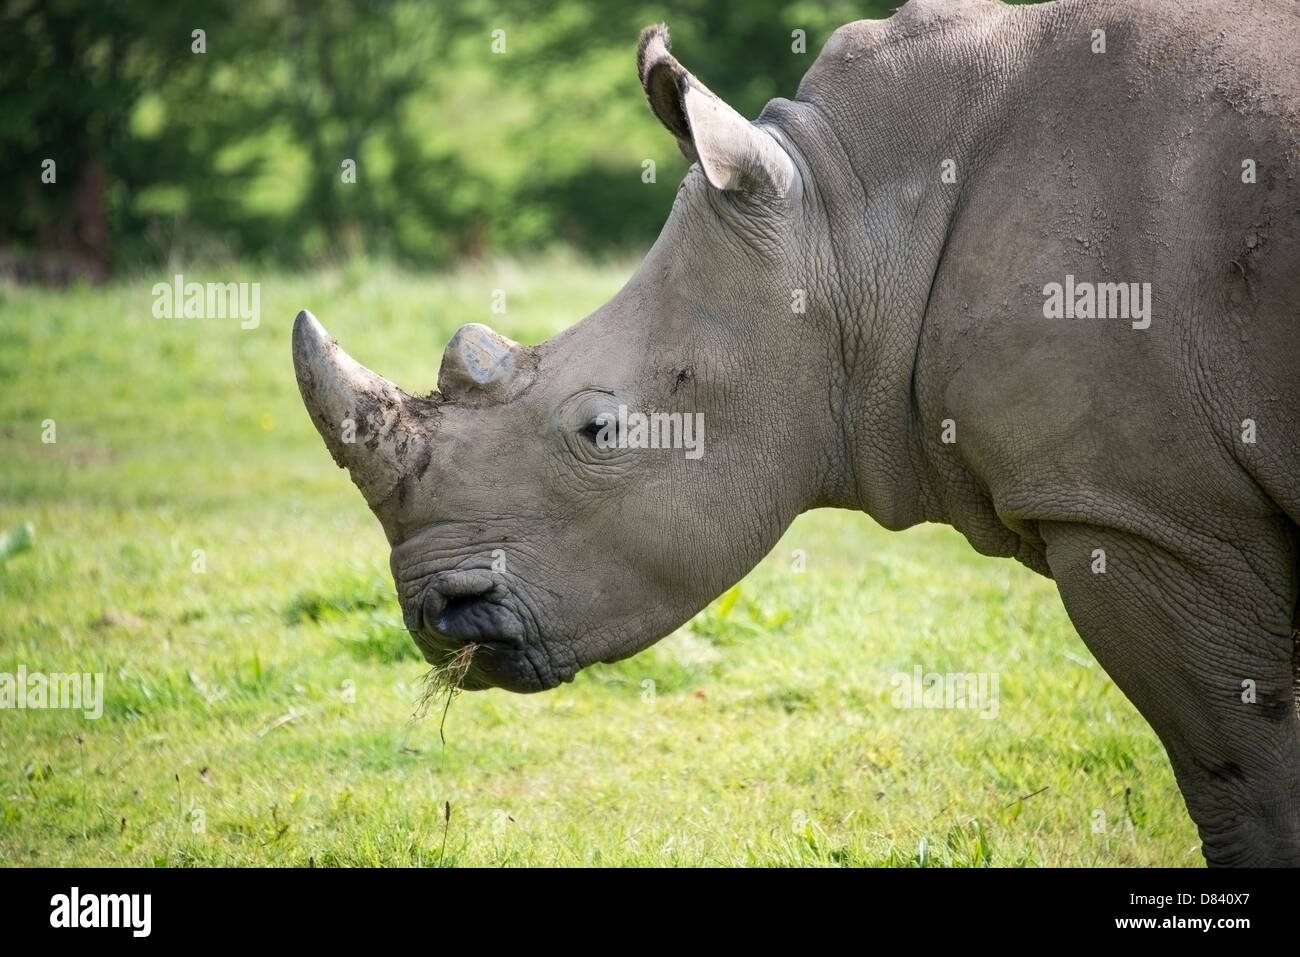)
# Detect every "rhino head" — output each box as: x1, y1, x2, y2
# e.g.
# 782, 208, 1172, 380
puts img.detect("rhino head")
292, 26, 851, 692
